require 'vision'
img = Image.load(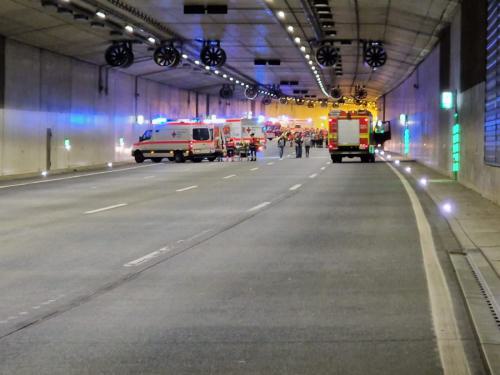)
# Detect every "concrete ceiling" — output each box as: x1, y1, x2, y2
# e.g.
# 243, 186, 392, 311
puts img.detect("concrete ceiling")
0, 0, 459, 101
